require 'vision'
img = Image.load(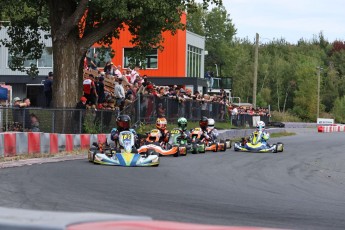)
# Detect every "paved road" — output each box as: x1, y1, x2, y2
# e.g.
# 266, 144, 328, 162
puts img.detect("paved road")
0, 128, 344, 230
